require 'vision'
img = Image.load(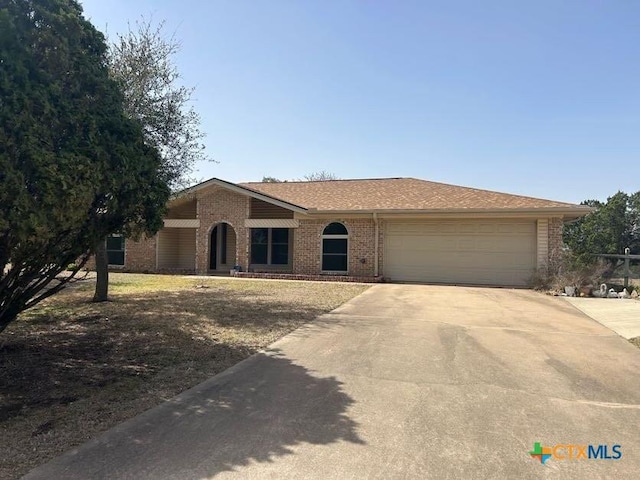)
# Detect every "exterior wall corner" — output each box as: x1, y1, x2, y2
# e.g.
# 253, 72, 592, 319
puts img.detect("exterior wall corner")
547, 217, 564, 266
